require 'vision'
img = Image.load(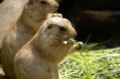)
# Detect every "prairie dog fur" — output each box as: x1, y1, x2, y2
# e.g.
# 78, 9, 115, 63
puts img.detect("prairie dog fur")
1, 0, 59, 79
14, 17, 83, 79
